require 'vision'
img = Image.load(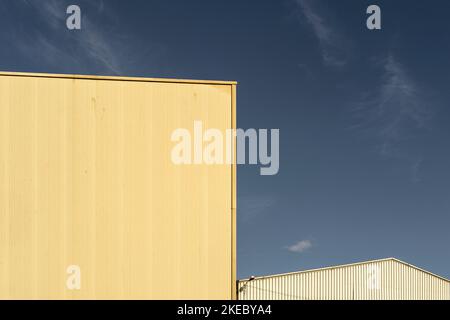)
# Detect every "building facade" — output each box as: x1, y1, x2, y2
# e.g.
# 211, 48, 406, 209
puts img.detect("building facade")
0, 71, 237, 299
238, 258, 450, 300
